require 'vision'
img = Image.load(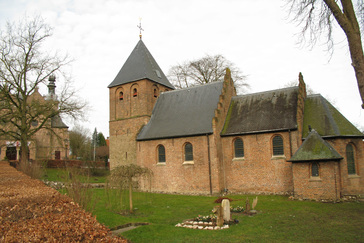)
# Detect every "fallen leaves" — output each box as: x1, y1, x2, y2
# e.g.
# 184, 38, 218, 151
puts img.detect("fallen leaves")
0, 162, 126, 242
